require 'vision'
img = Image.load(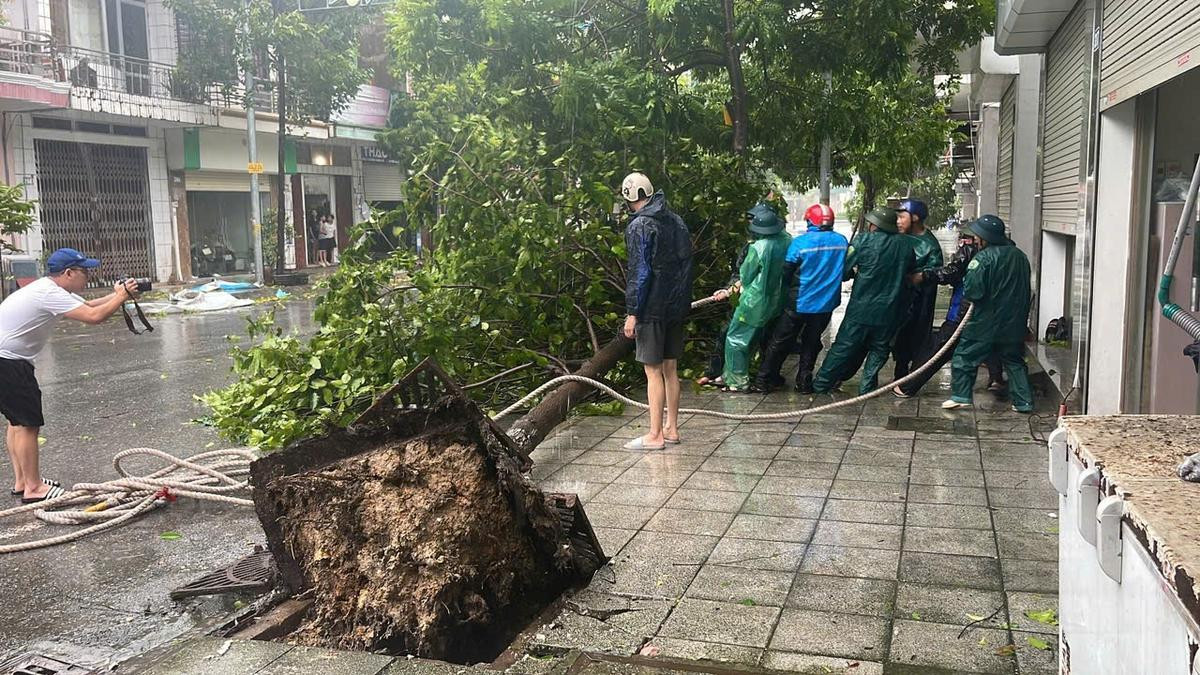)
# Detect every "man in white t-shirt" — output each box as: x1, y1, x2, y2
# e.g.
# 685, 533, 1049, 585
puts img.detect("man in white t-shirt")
0, 248, 140, 503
